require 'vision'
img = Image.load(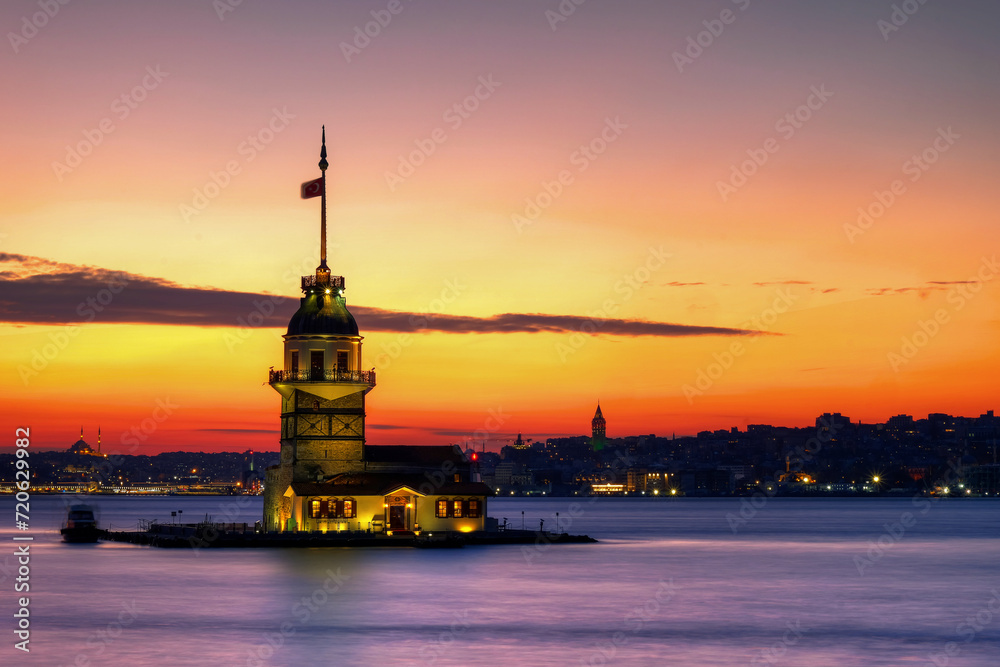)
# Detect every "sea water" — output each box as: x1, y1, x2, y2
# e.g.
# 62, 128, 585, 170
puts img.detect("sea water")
1, 495, 997, 666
